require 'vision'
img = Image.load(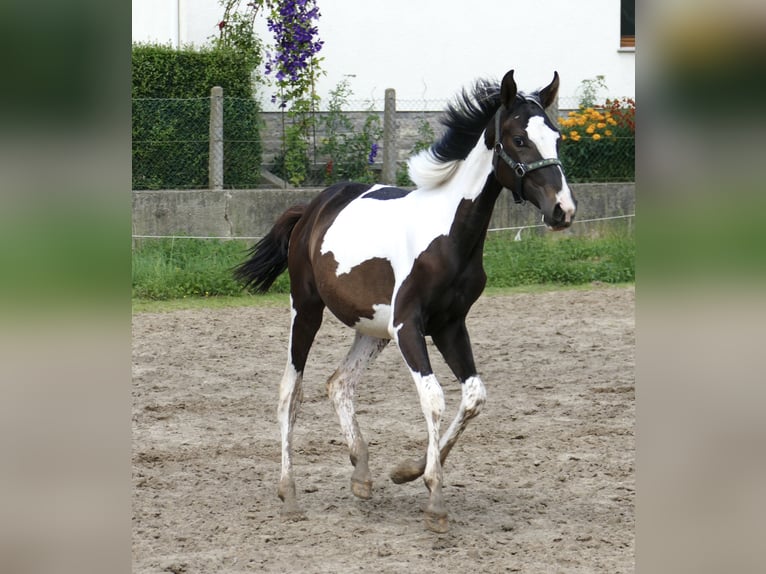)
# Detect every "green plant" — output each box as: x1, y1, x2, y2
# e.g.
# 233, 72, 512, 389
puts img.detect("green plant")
397, 117, 436, 186
132, 228, 634, 301
558, 97, 635, 182
483, 229, 635, 287
576, 74, 608, 108
270, 97, 314, 186
131, 44, 262, 189
318, 80, 383, 184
